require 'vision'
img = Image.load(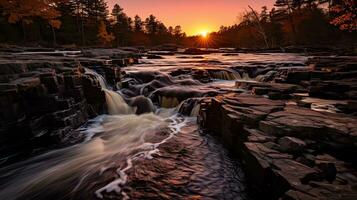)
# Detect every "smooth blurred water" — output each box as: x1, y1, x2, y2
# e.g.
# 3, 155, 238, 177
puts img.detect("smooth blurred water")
125, 53, 308, 73
0, 53, 309, 199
